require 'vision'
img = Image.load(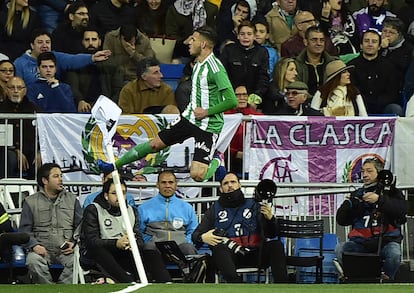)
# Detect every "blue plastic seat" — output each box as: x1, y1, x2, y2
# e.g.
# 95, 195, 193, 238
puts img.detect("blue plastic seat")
295, 233, 339, 284
295, 233, 339, 254
160, 63, 185, 91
